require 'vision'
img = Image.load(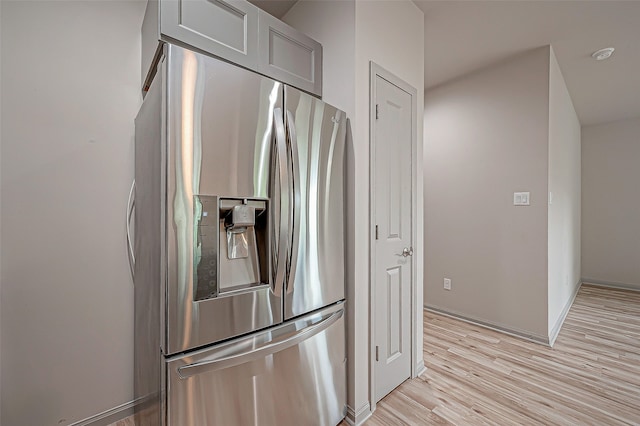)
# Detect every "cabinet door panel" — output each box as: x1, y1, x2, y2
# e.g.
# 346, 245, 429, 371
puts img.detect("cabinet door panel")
160, 0, 259, 70
258, 11, 322, 97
